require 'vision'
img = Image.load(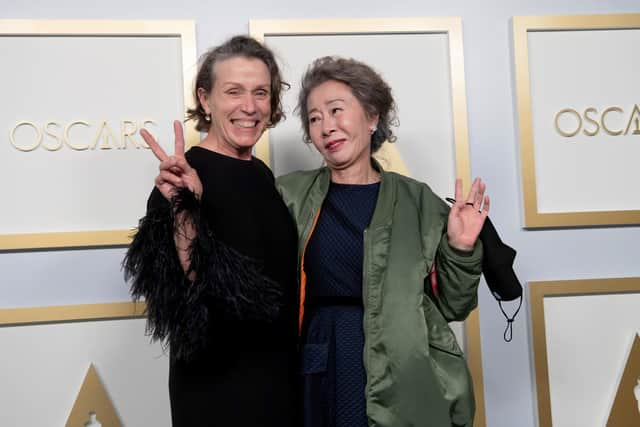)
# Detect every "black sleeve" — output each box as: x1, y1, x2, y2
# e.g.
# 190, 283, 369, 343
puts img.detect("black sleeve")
123, 188, 284, 360
146, 186, 169, 211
